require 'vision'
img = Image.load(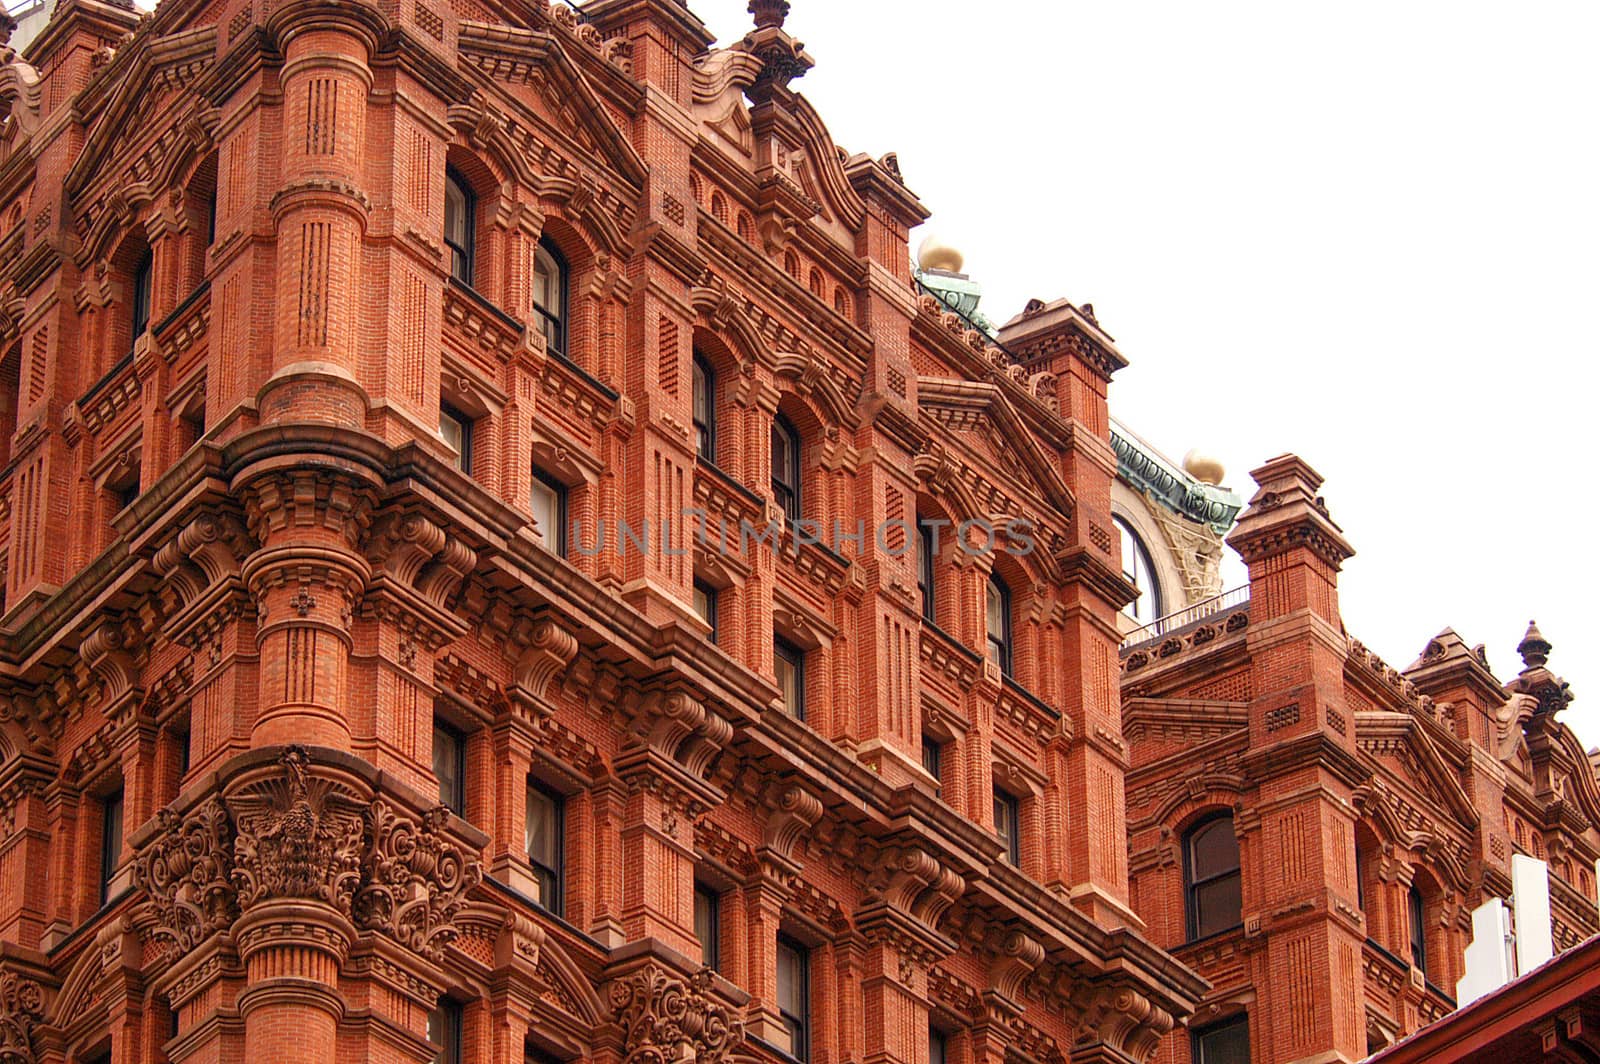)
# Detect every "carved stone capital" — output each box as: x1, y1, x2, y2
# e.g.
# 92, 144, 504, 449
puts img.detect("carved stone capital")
133, 795, 238, 962
354, 802, 483, 962
225, 748, 366, 916
609, 965, 745, 1064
